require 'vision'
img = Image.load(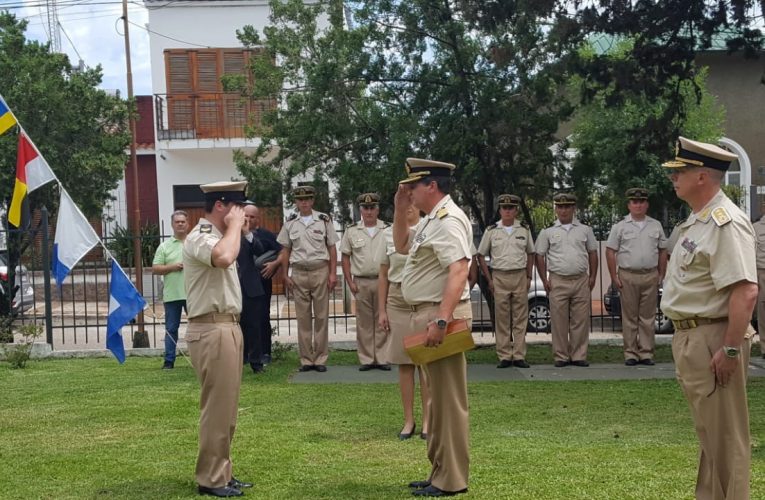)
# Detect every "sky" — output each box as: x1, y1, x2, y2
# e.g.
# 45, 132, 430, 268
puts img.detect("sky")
7, 0, 153, 96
